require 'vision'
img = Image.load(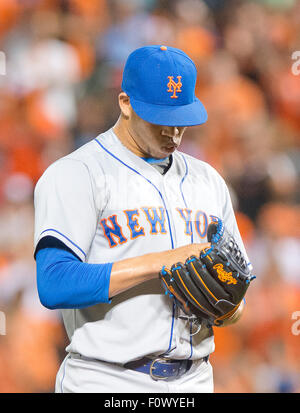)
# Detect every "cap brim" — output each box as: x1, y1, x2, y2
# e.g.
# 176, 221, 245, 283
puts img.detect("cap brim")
130, 97, 208, 127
